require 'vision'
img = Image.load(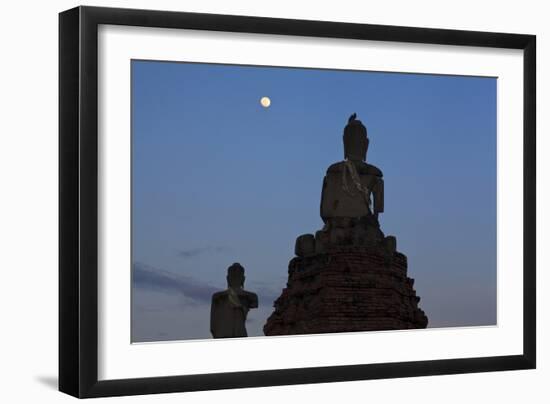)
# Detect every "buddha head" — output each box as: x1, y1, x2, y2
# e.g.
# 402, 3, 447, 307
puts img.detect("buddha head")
227, 263, 245, 289
343, 113, 369, 162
